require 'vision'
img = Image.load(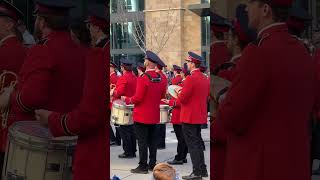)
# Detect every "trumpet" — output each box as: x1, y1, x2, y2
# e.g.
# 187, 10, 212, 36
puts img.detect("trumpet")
0, 70, 18, 128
